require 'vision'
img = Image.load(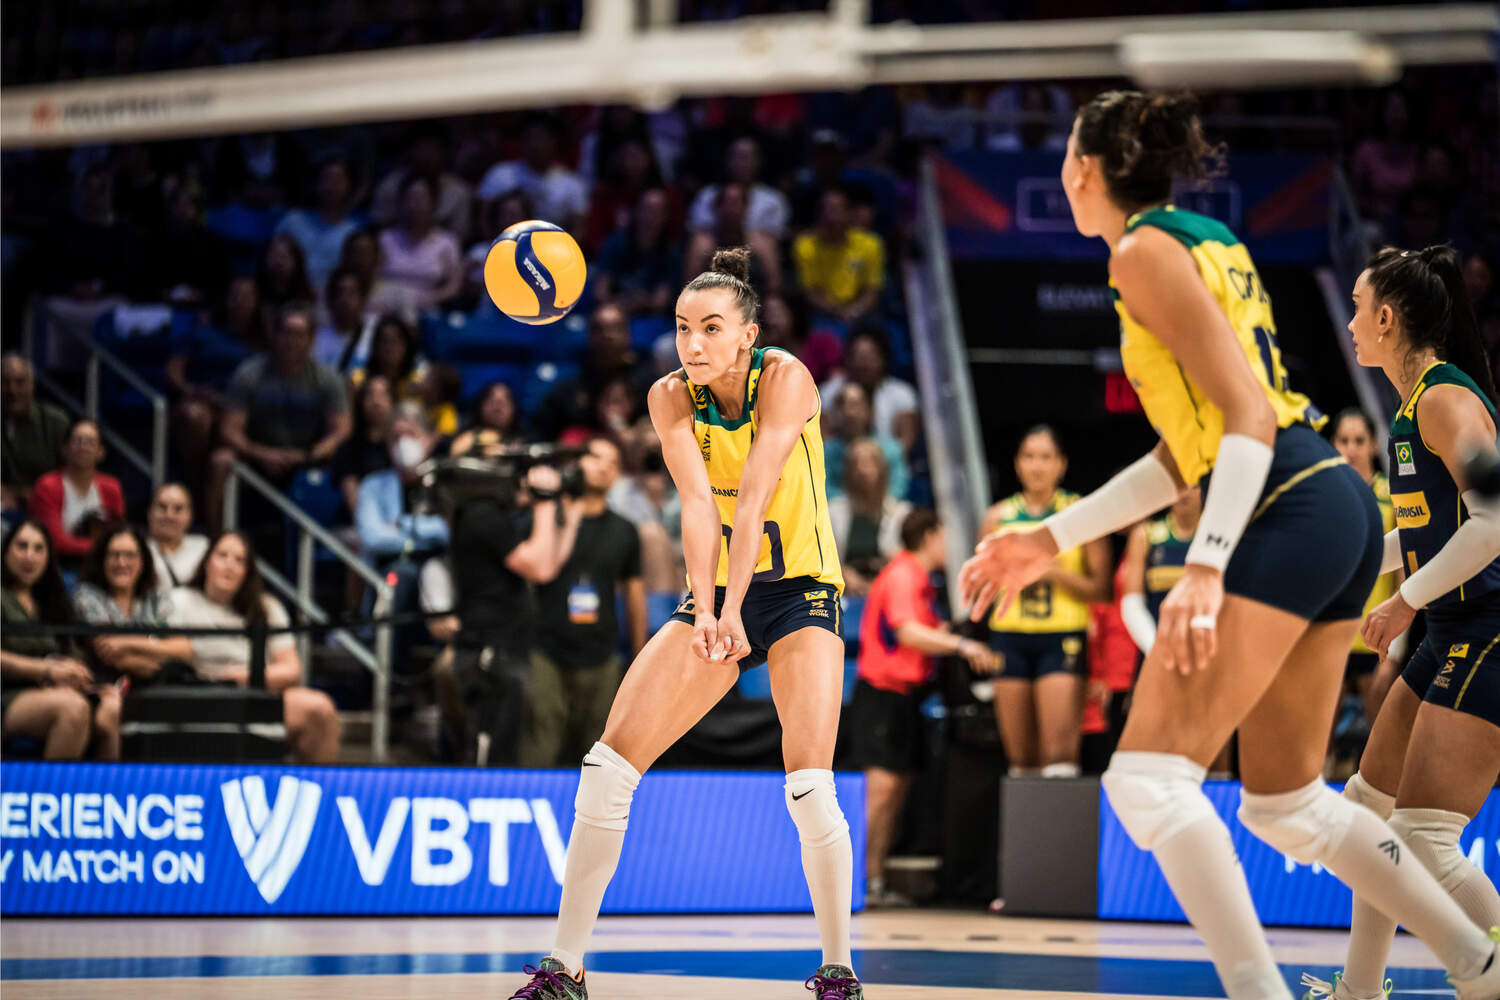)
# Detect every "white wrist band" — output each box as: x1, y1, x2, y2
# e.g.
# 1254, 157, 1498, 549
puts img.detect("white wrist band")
1120, 592, 1157, 654
1044, 451, 1180, 553
1184, 433, 1274, 572
1398, 490, 1500, 609
1381, 528, 1402, 576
